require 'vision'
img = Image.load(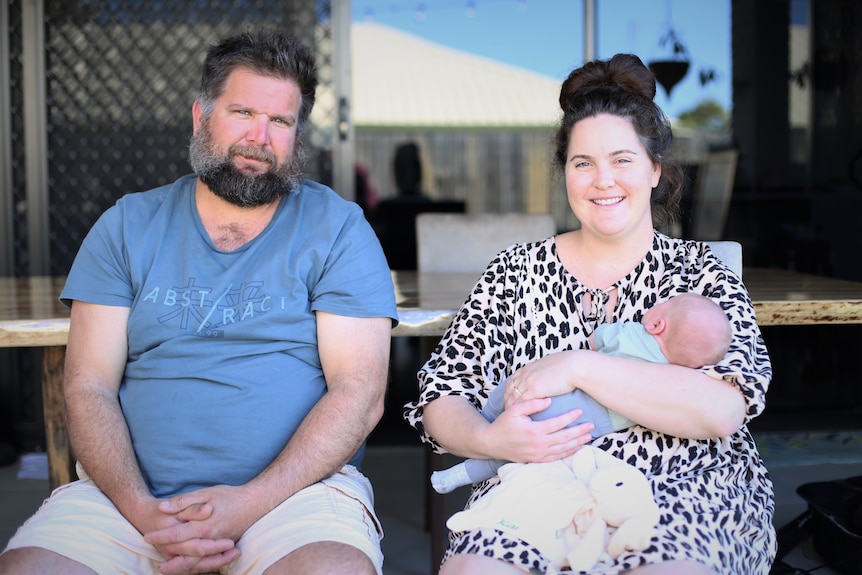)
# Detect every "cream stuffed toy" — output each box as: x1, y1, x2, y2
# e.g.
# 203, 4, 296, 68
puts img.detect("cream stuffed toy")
446, 446, 660, 574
